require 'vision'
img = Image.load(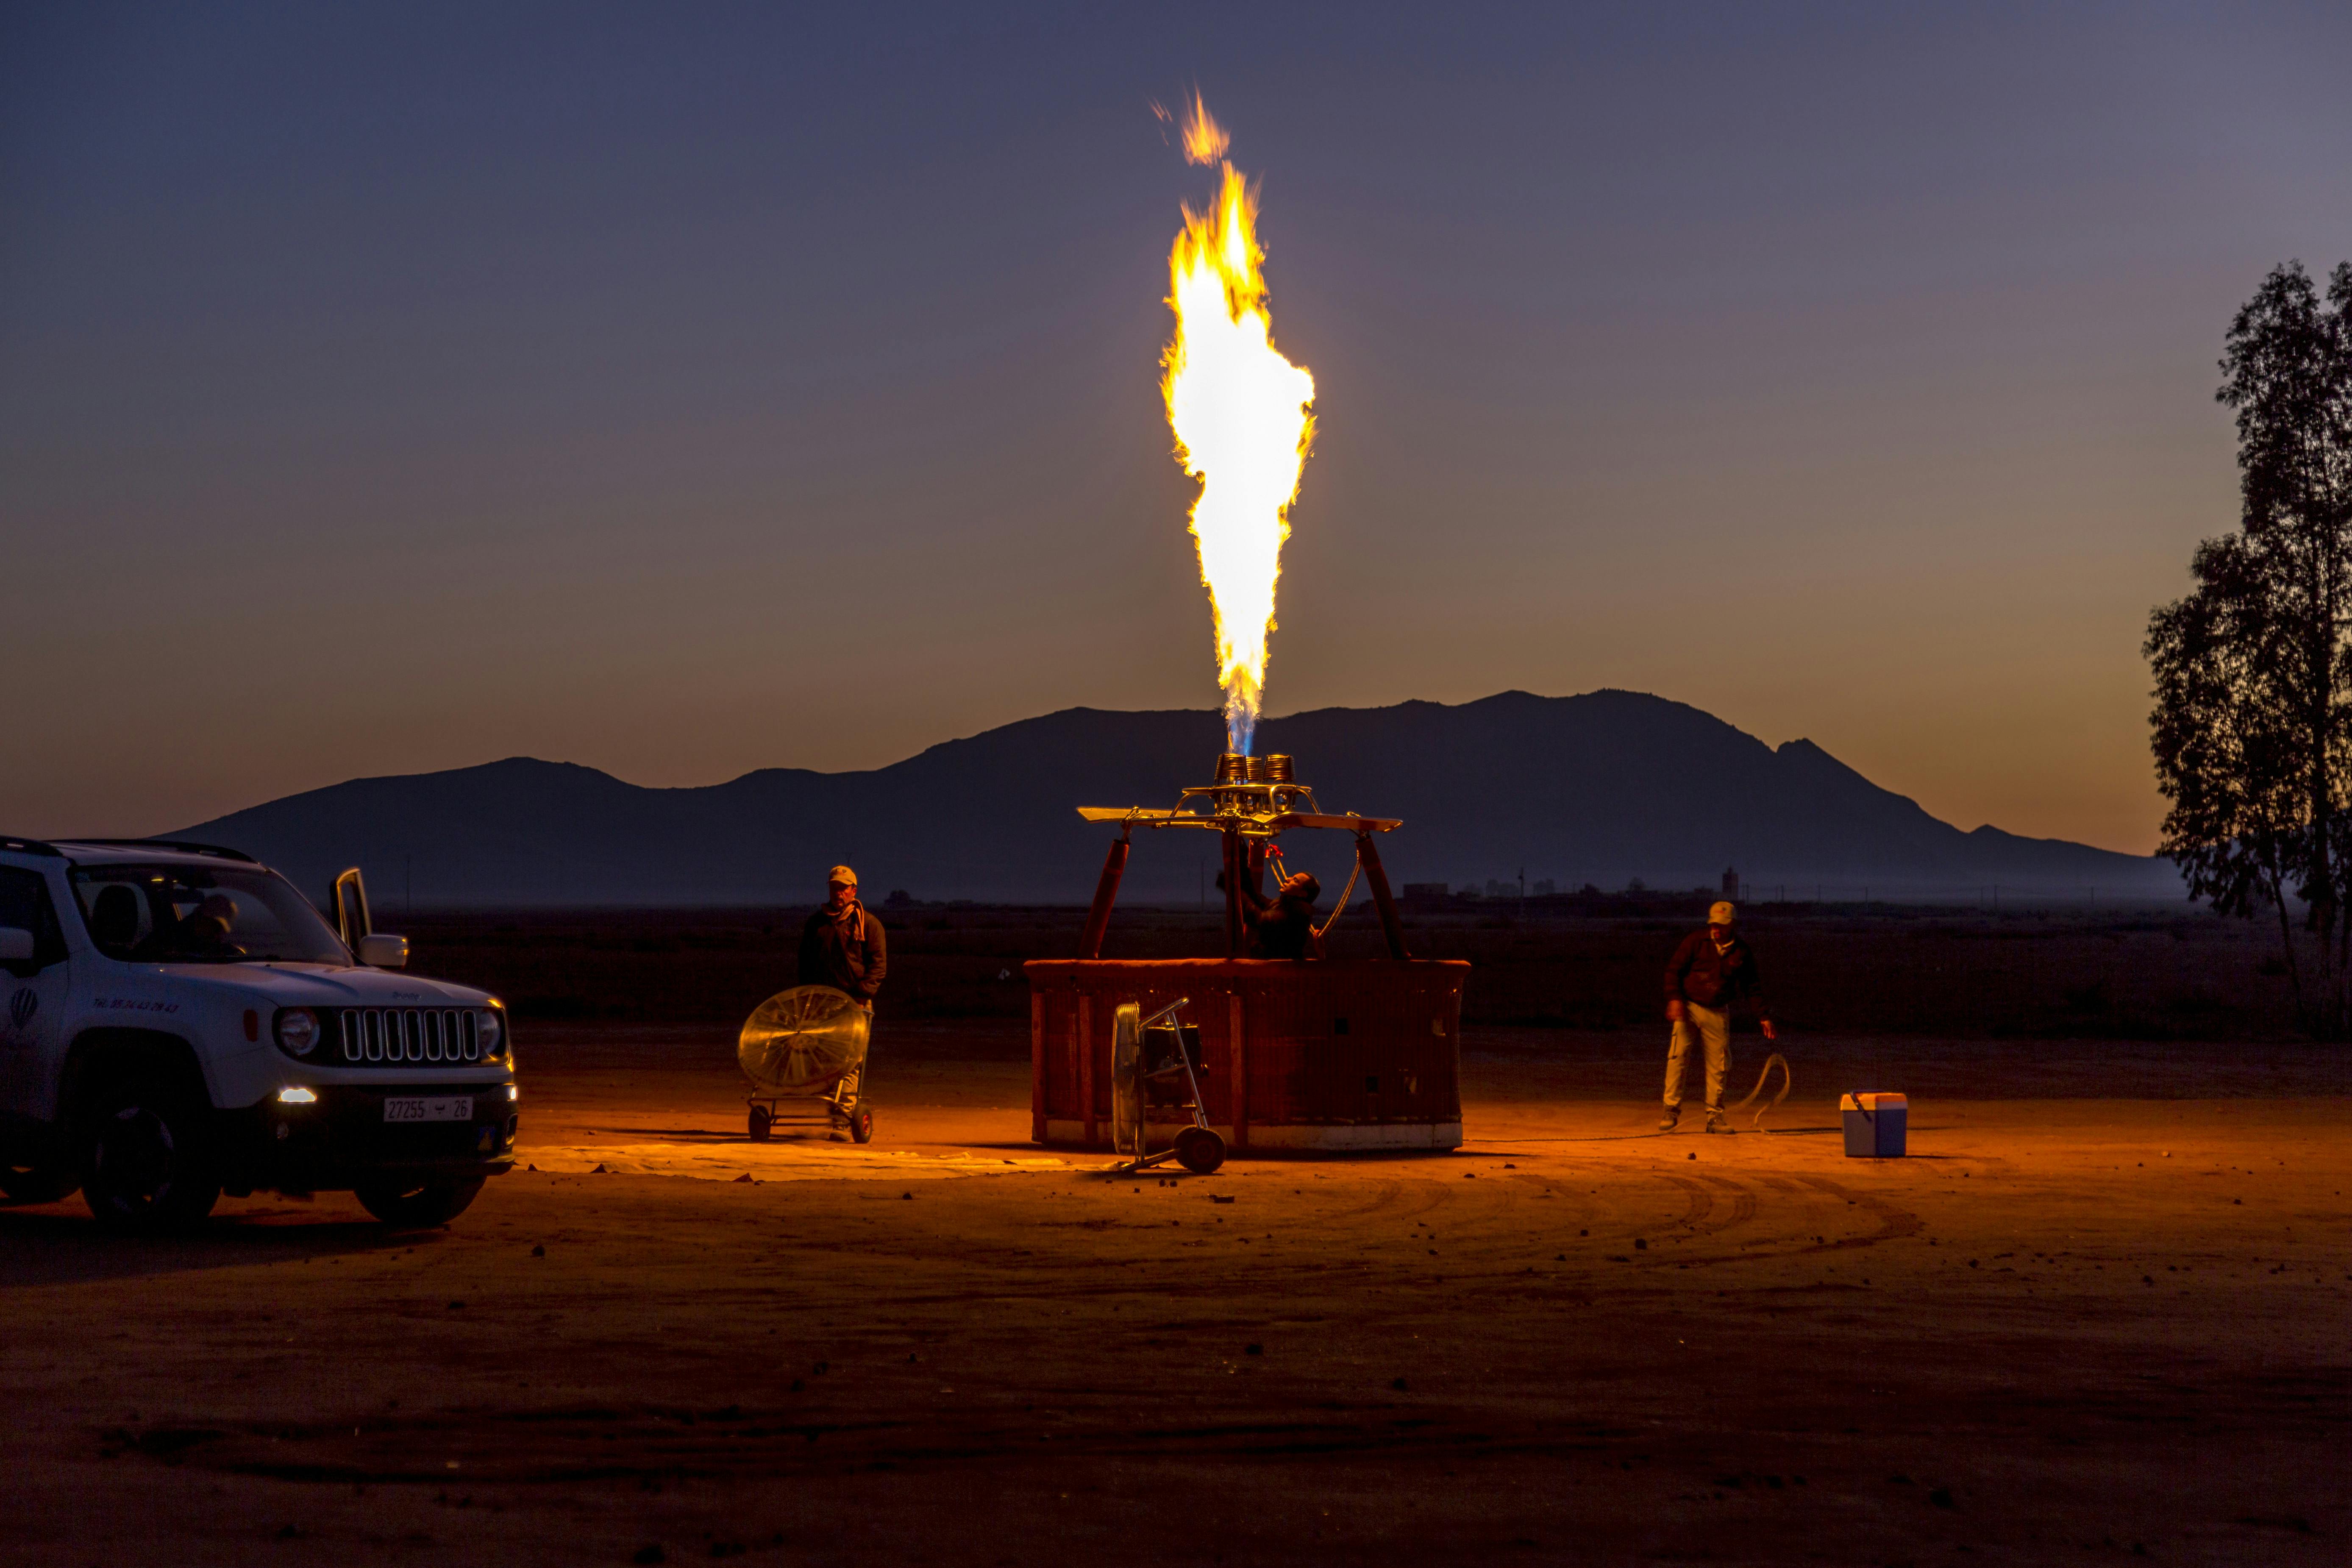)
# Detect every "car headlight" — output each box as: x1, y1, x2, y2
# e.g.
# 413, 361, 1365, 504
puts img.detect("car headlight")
477, 1006, 505, 1057
274, 1007, 320, 1057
